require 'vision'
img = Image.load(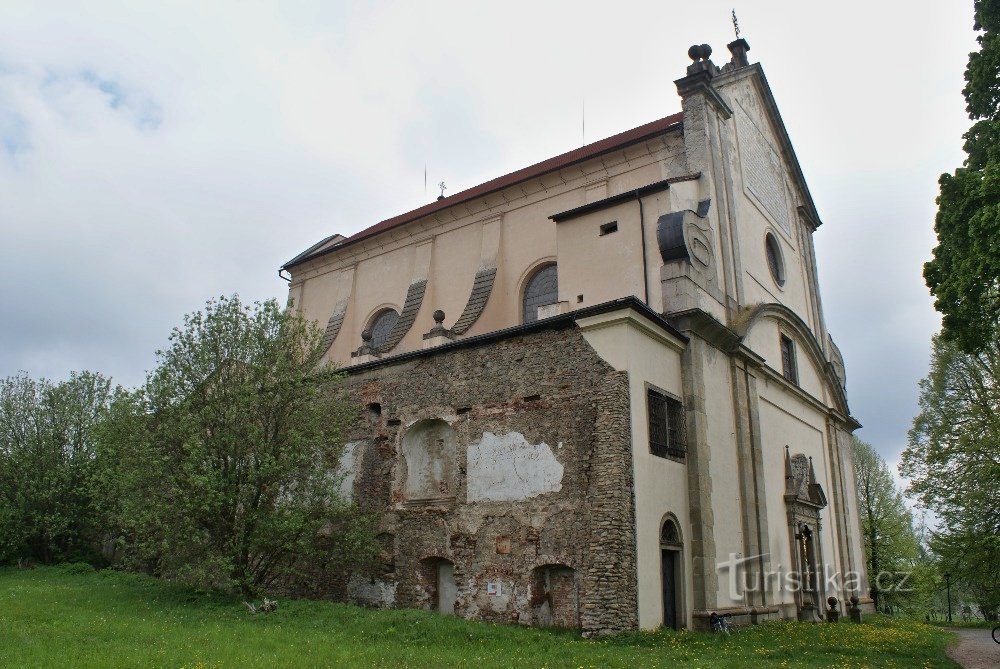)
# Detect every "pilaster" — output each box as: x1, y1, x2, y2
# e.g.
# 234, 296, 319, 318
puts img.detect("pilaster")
730, 358, 772, 611
680, 336, 718, 619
